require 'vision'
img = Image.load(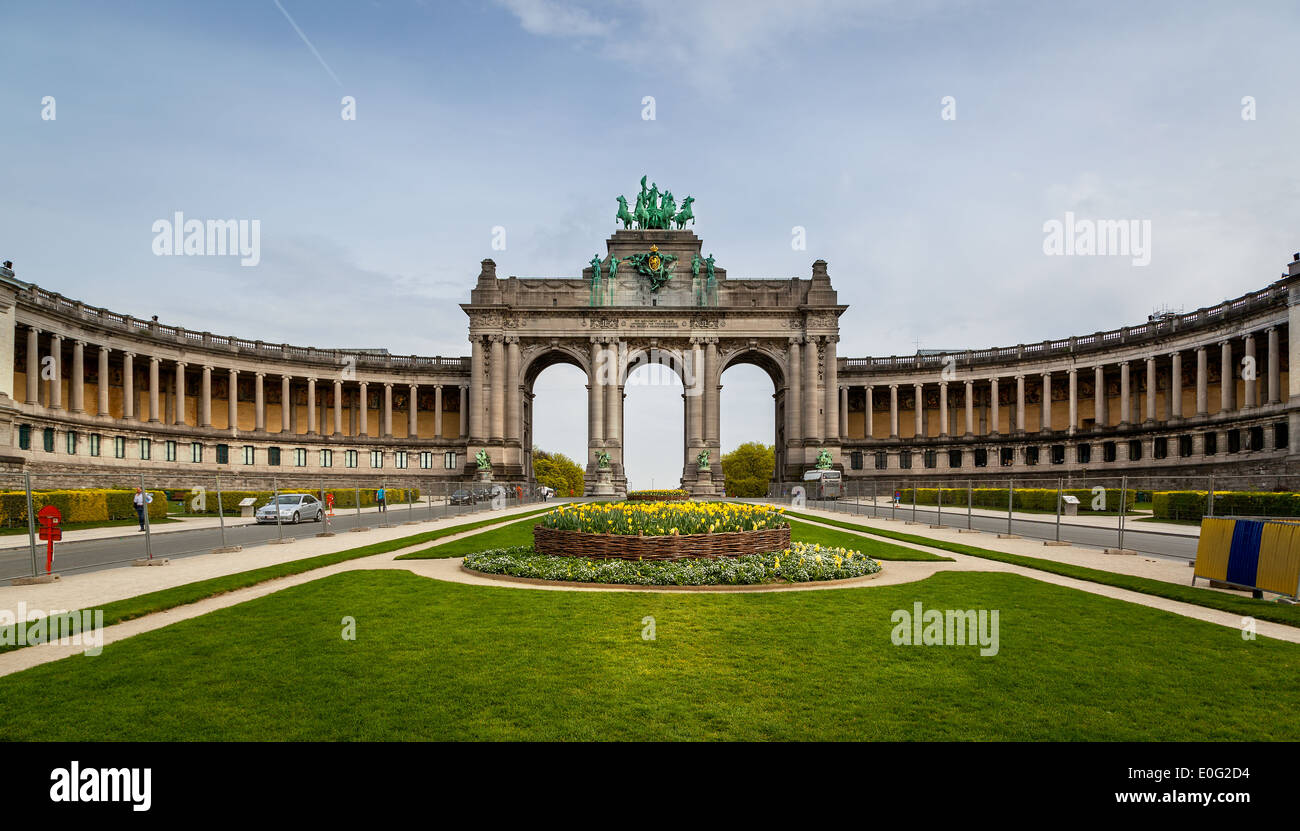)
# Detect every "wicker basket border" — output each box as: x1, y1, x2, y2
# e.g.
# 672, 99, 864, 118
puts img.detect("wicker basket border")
533, 524, 791, 561
625, 493, 689, 502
